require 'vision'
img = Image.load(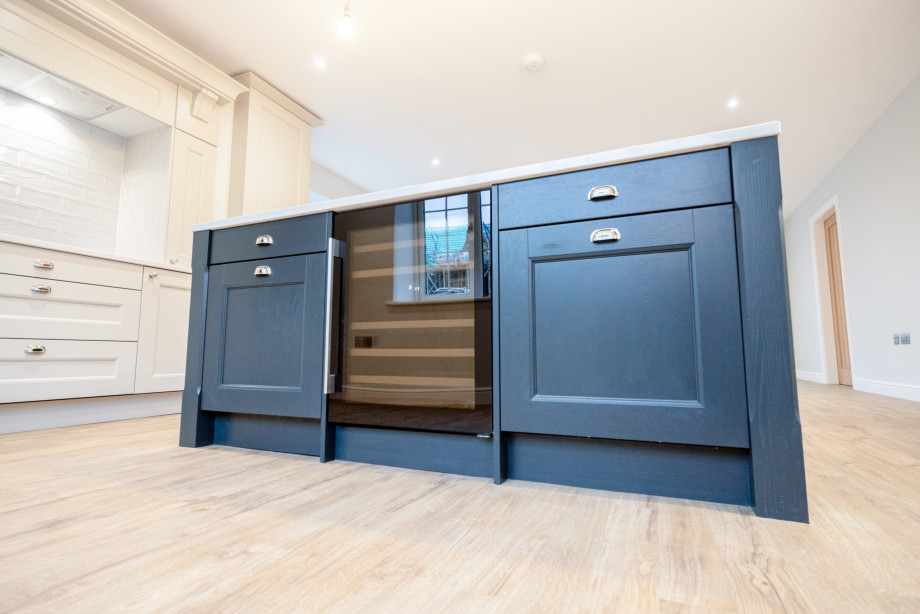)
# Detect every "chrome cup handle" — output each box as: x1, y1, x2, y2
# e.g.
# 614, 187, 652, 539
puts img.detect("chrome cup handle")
588, 185, 619, 201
